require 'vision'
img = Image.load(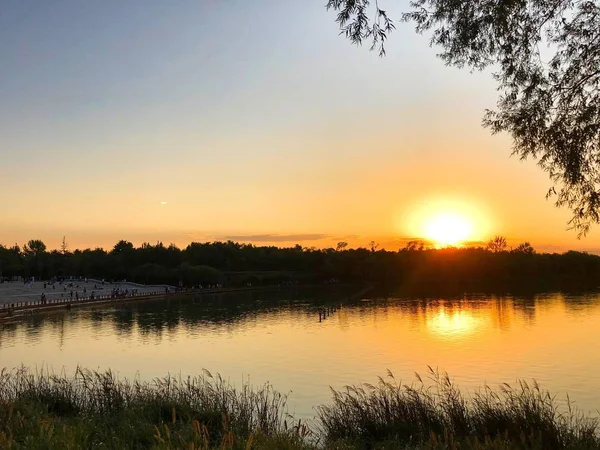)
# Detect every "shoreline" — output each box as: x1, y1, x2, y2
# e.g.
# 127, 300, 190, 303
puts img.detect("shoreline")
0, 282, 372, 323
